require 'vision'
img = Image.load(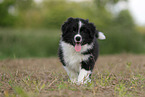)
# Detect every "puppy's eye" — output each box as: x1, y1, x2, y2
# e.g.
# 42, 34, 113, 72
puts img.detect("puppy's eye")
73, 27, 77, 31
